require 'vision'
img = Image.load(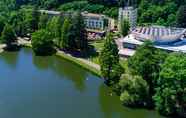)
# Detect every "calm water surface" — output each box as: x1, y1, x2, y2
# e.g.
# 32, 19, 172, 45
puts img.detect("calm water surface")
0, 48, 164, 118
